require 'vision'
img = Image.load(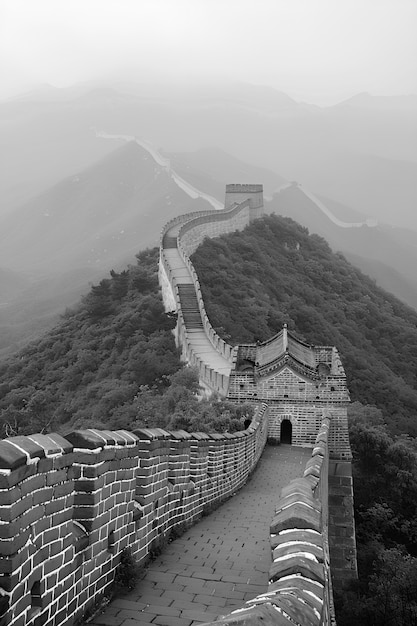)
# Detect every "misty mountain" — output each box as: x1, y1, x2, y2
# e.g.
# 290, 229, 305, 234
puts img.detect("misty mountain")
2, 80, 416, 229
268, 184, 417, 309
166, 146, 287, 200
191, 214, 417, 436
0, 141, 213, 356
1, 214, 417, 438
0, 268, 30, 302
1, 78, 416, 354
335, 92, 417, 112
0, 141, 211, 275
294, 152, 417, 229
